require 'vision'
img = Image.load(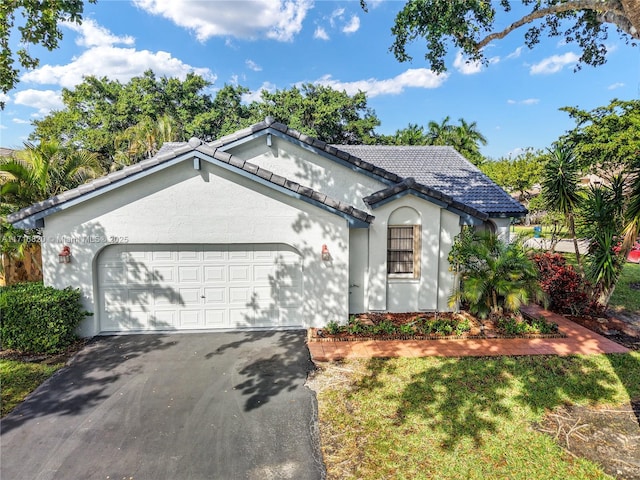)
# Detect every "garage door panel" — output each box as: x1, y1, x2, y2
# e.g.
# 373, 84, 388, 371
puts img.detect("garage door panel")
230, 308, 254, 327
150, 265, 176, 283
178, 266, 200, 283
228, 245, 251, 259
204, 265, 225, 283
254, 265, 274, 282
153, 311, 176, 328
153, 288, 175, 305
179, 288, 201, 305
203, 287, 225, 304
229, 265, 250, 282
229, 286, 251, 304
204, 309, 226, 327
99, 244, 303, 332
203, 247, 227, 261
99, 265, 125, 285
178, 310, 201, 327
